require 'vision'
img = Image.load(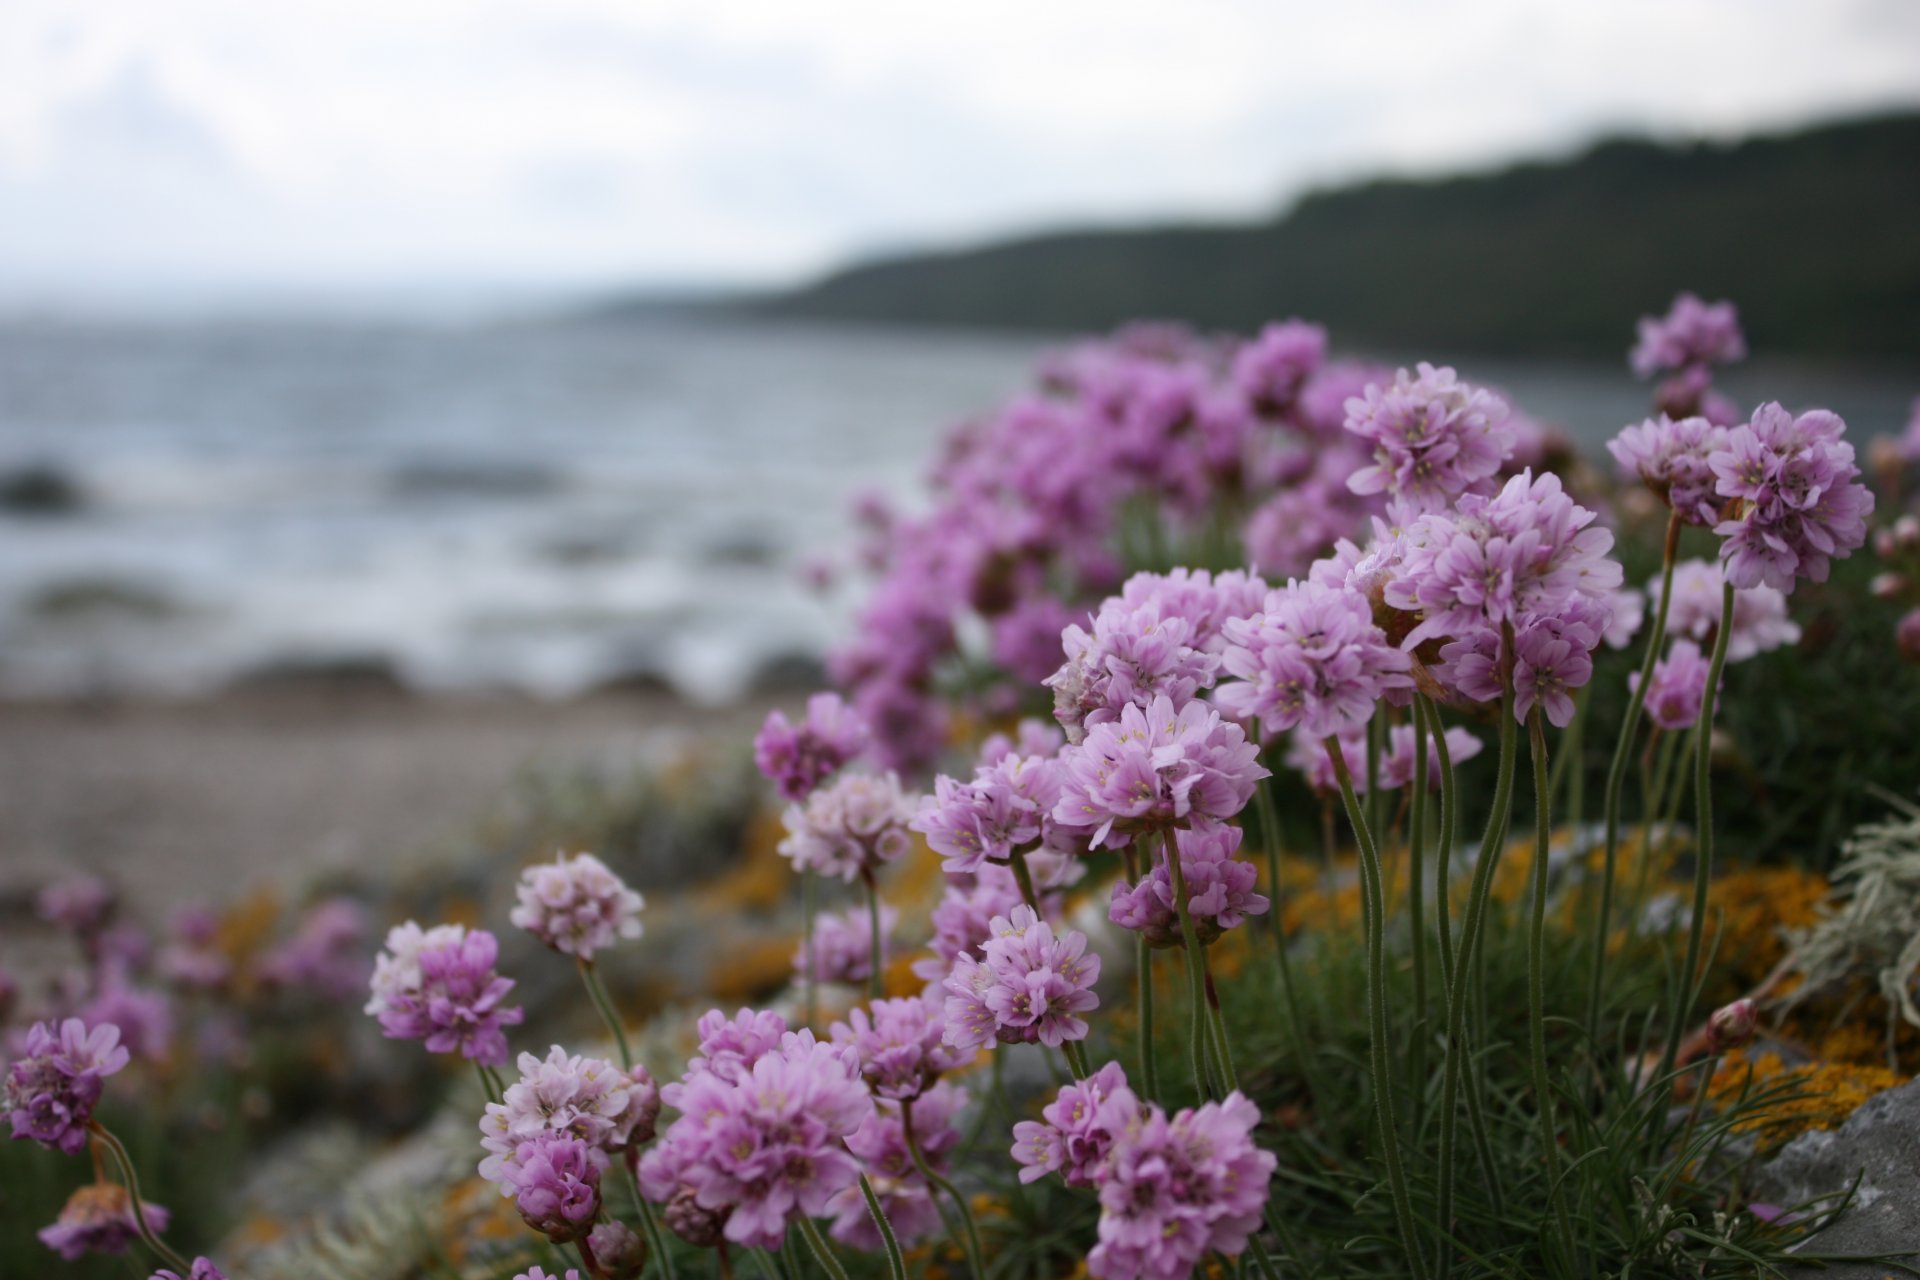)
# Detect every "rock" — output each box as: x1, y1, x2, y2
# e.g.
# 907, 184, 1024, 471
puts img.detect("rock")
1754, 1077, 1920, 1276
0, 463, 84, 515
